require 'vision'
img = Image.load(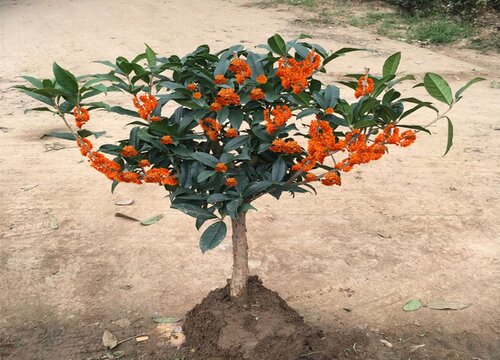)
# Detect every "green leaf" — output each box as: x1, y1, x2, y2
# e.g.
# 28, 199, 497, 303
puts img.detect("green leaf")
455, 77, 484, 100
224, 135, 249, 152
271, 157, 286, 182
423, 73, 453, 105
53, 63, 78, 94
140, 214, 164, 226
444, 117, 453, 156
152, 316, 180, 324
267, 34, 287, 56
322, 47, 362, 67
197, 170, 216, 182
171, 203, 216, 220
192, 152, 219, 167
20, 76, 43, 88
24, 107, 54, 114
297, 108, 318, 119
382, 52, 401, 78
200, 221, 227, 253
207, 193, 232, 203
243, 180, 273, 198
42, 132, 75, 140
145, 44, 156, 67
403, 299, 422, 312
